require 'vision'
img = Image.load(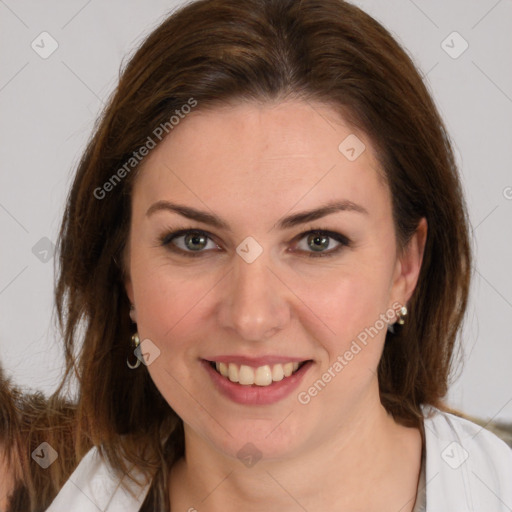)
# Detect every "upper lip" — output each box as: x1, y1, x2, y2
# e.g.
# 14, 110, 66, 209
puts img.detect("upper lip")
204, 355, 311, 366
